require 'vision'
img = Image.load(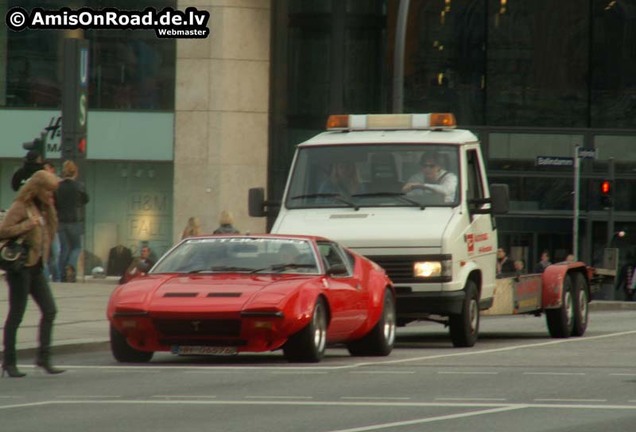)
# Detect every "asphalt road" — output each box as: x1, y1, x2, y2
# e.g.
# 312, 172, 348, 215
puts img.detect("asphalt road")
2, 311, 636, 432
